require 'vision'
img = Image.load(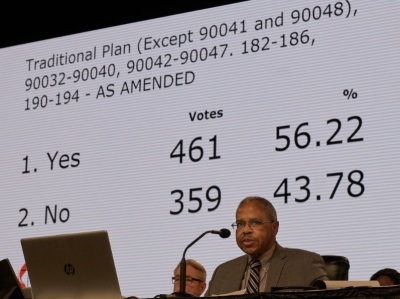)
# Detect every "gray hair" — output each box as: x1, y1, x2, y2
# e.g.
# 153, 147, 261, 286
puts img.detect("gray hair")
174, 259, 207, 282
237, 196, 278, 222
